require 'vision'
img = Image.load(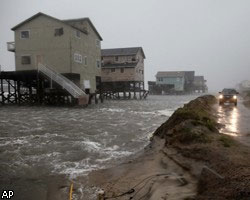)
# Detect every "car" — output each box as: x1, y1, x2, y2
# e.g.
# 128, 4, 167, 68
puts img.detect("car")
218, 88, 239, 106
